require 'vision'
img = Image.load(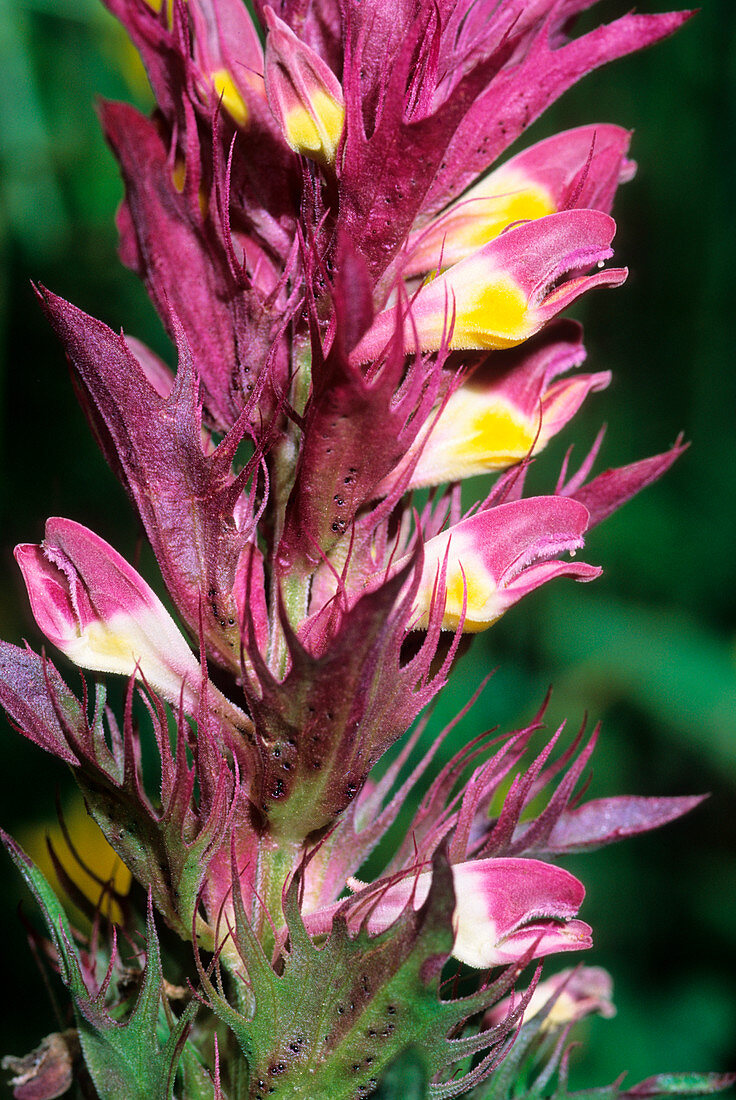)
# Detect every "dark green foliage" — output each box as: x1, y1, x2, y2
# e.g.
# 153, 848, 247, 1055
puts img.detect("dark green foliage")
197, 850, 521, 1099
2, 832, 214, 1100
374, 1046, 430, 1098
